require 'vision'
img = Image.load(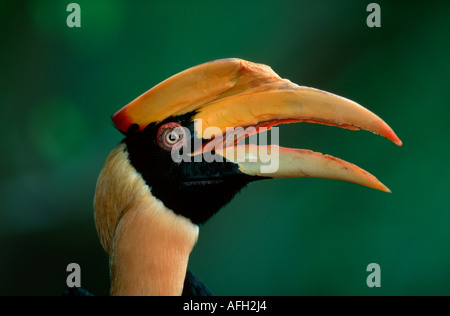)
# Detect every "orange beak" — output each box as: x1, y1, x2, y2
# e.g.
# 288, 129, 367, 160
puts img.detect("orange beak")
113, 58, 402, 192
